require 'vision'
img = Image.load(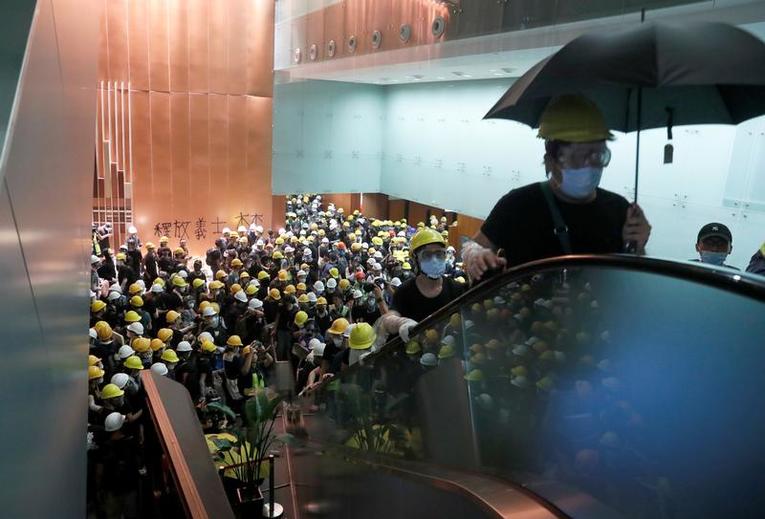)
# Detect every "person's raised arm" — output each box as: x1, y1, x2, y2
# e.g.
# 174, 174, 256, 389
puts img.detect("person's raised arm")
462, 231, 506, 283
